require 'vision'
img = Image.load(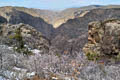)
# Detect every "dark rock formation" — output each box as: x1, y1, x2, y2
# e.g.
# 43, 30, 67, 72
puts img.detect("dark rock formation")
83, 19, 120, 60
0, 16, 7, 23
